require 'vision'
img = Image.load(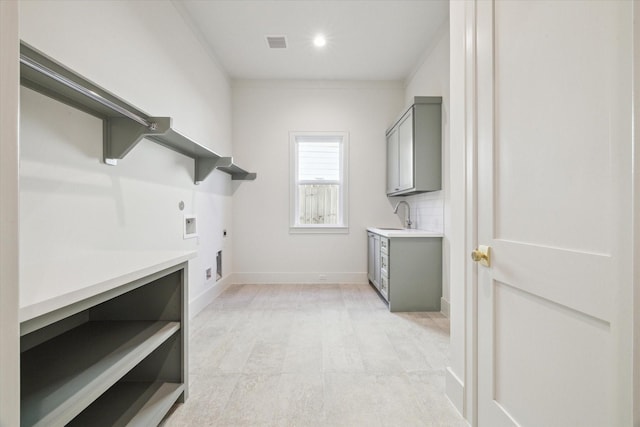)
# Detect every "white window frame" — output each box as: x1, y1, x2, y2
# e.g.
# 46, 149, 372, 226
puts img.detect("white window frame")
290, 131, 349, 234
